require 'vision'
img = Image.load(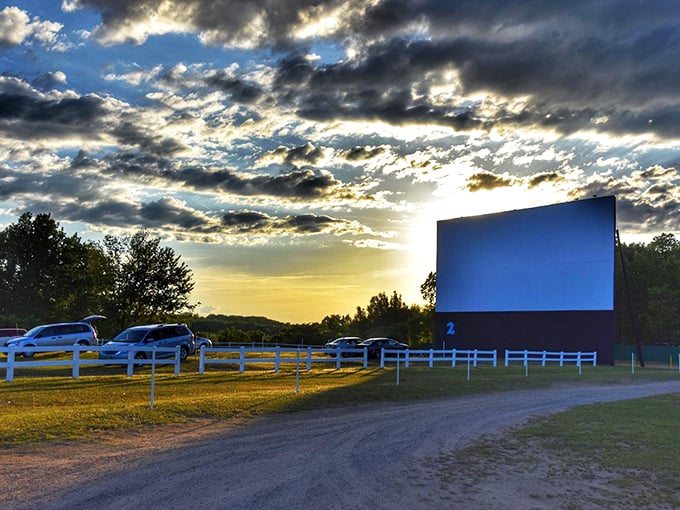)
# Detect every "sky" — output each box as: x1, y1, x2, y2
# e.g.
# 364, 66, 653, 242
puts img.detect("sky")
1, 1, 679, 323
